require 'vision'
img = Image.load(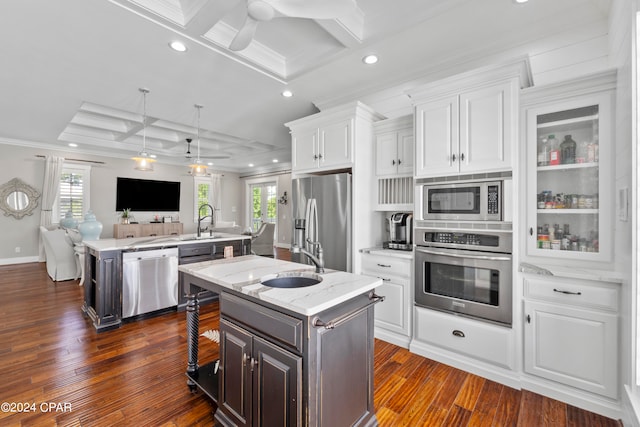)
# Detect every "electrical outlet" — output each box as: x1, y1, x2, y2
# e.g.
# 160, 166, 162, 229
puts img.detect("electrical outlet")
15, 246, 21, 253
